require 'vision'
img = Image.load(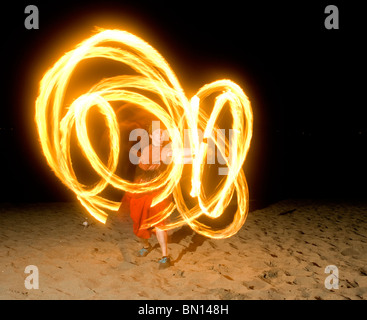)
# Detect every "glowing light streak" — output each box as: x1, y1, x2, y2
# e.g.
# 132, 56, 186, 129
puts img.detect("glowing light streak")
35, 29, 253, 238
